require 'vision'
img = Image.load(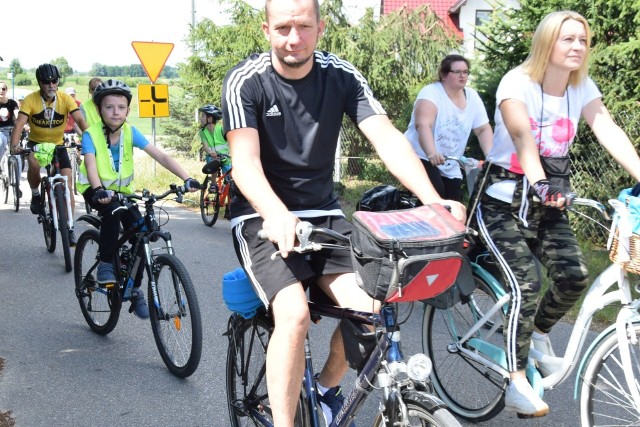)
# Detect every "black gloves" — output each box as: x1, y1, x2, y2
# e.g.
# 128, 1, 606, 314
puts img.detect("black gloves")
91, 187, 110, 204
532, 179, 565, 203
184, 178, 201, 191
